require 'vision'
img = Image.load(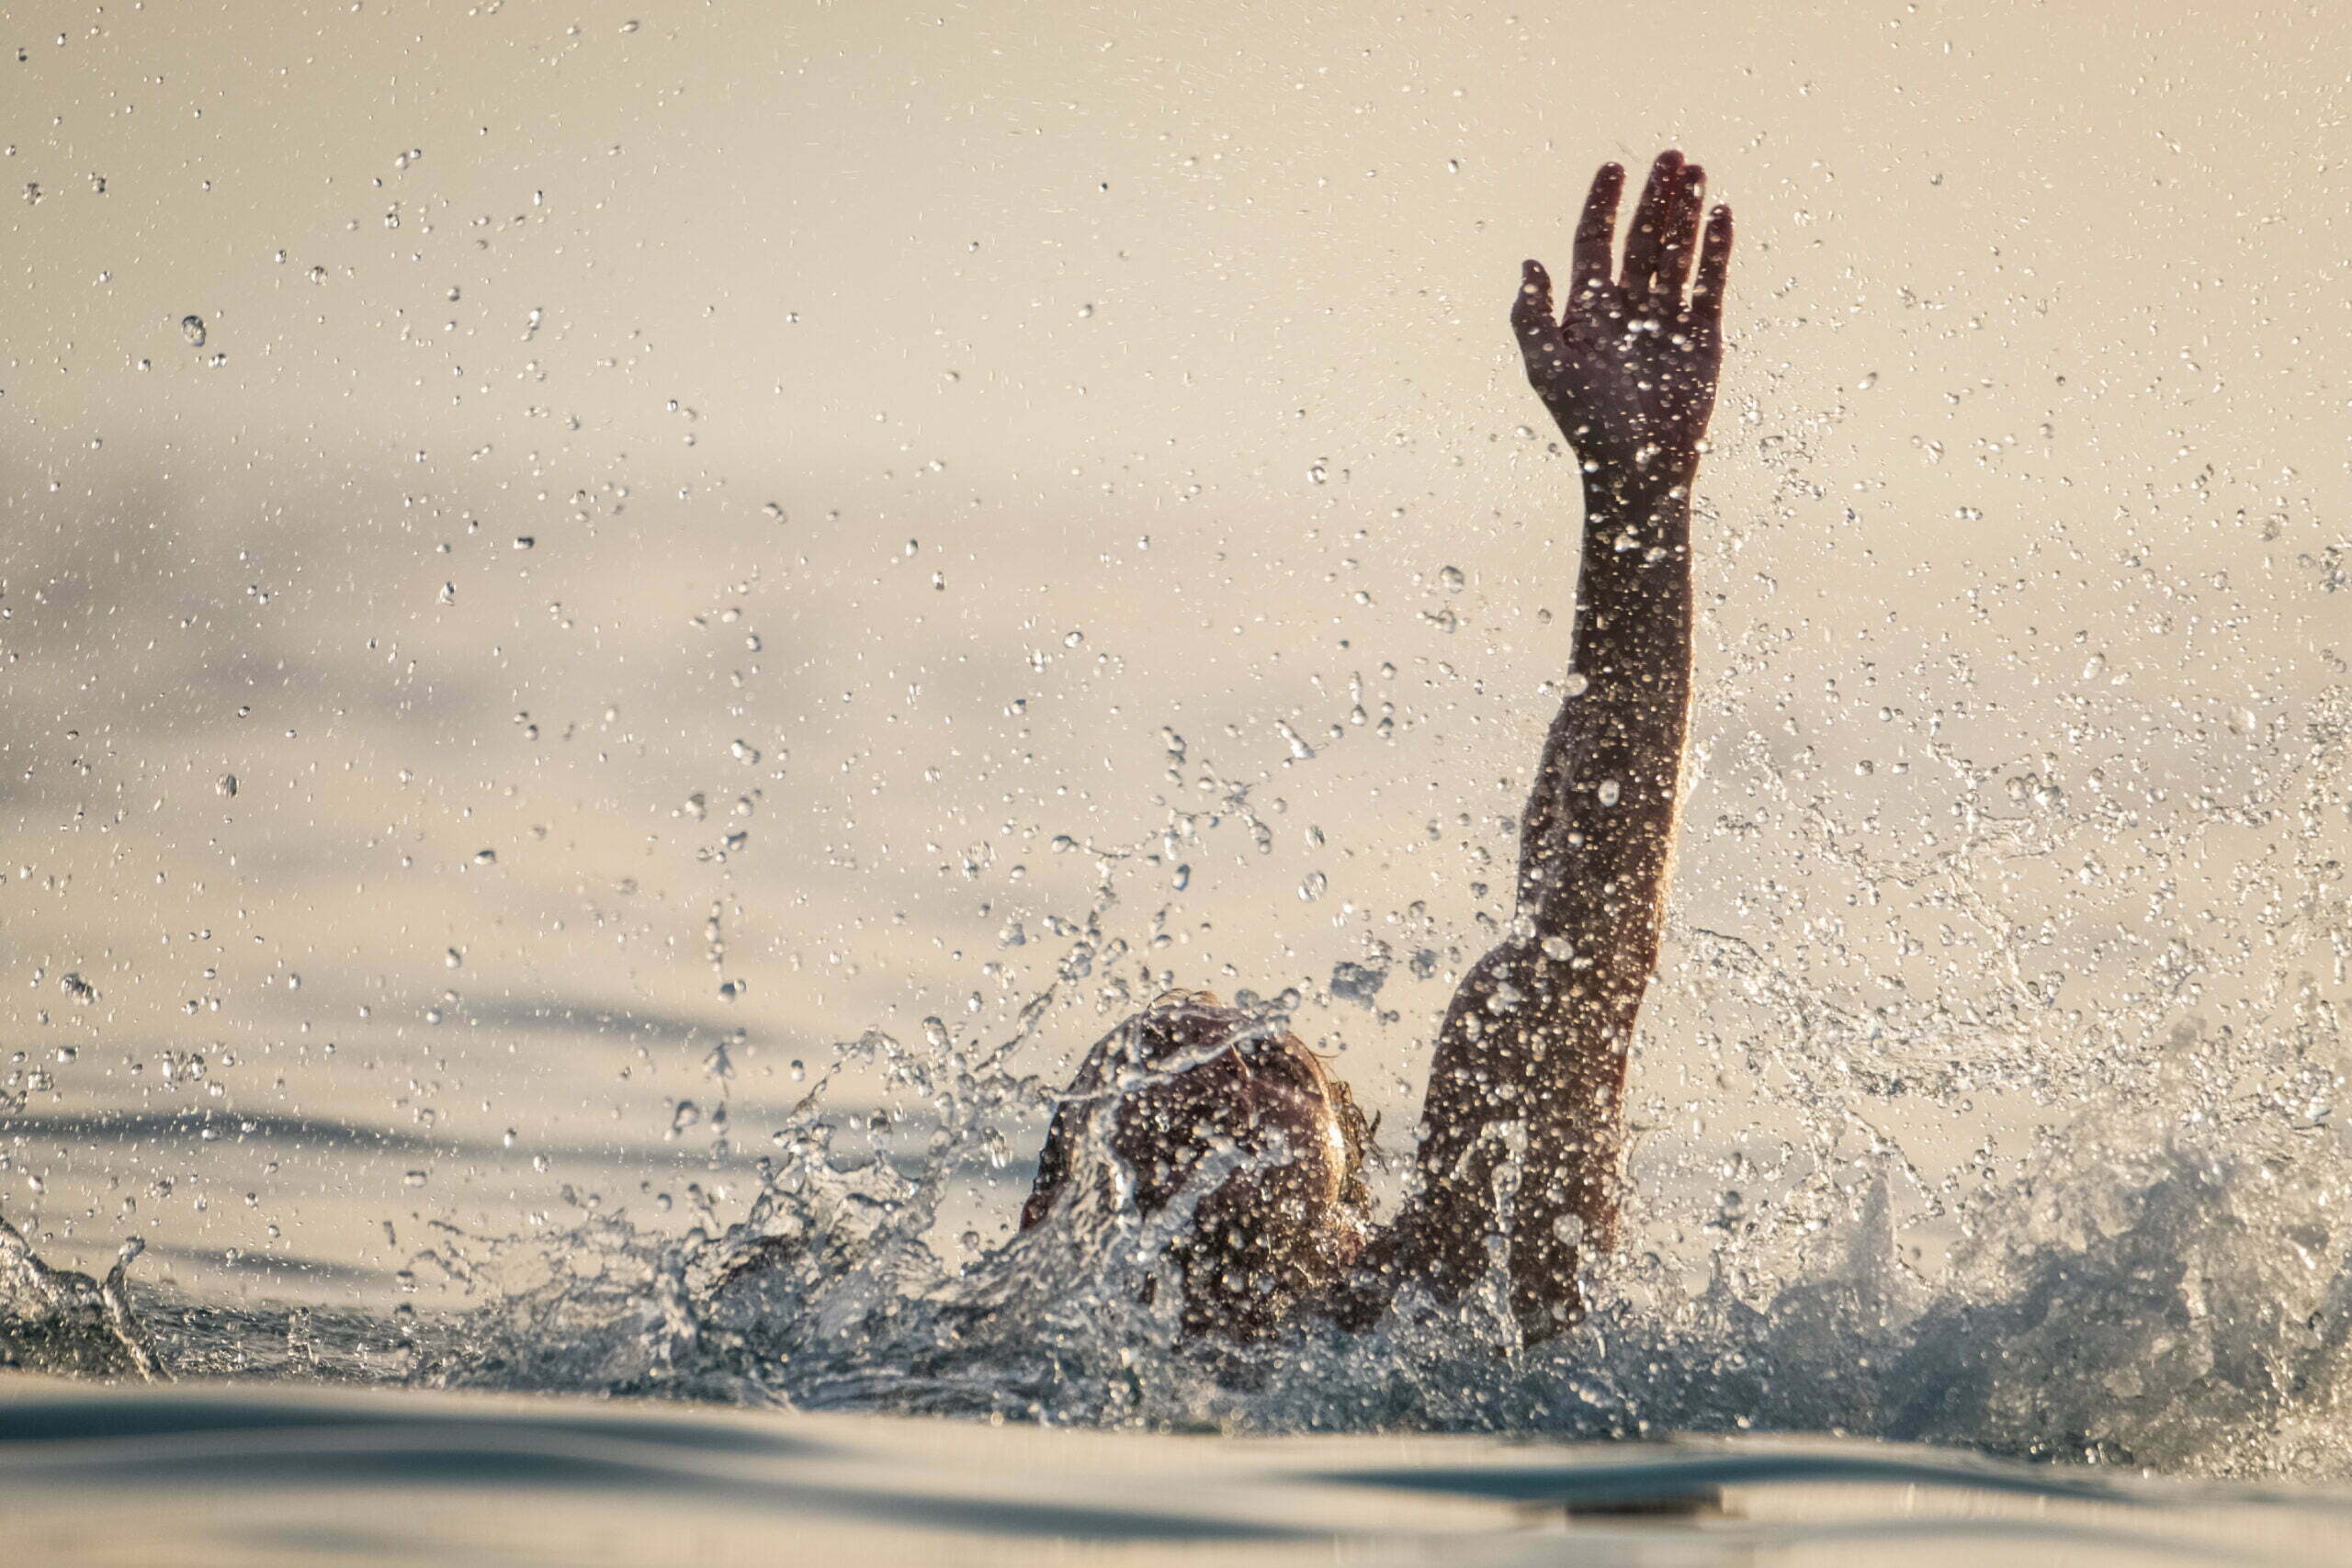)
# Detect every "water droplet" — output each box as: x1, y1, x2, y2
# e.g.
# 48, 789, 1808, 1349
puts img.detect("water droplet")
217, 773, 237, 797
1439, 565, 1465, 593
1596, 780, 1622, 807
180, 314, 206, 347
445, 948, 463, 969
472, 849, 497, 865
403, 1170, 428, 1189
